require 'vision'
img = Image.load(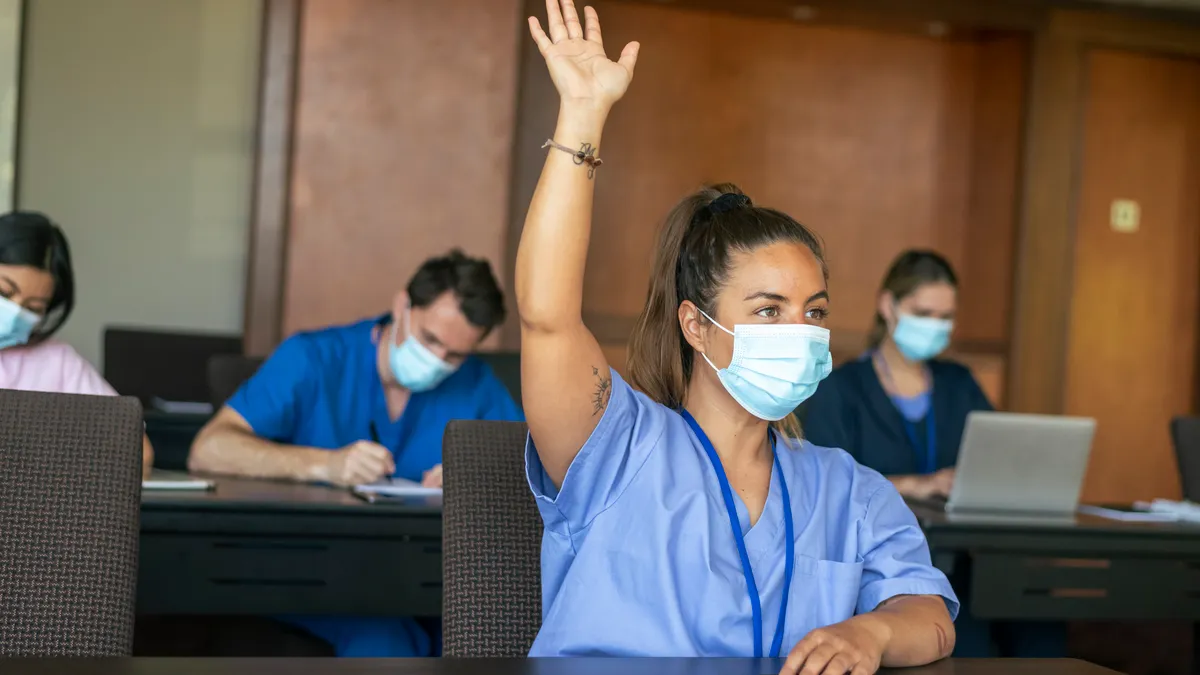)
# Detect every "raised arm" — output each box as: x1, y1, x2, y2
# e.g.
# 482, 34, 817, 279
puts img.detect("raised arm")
516, 0, 638, 486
